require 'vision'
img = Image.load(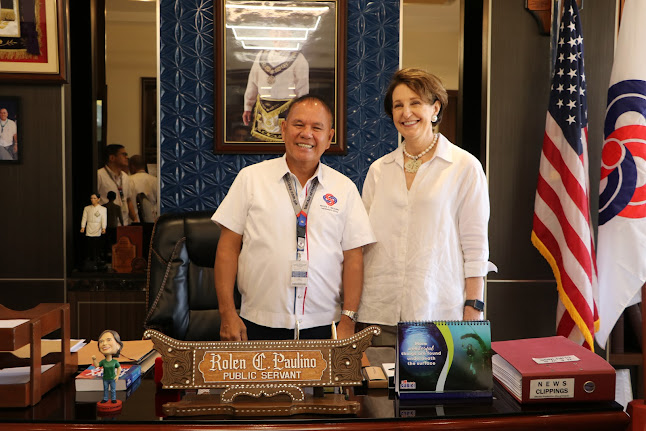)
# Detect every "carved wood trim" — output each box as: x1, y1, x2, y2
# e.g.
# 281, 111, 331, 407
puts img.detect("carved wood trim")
525, 0, 583, 35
